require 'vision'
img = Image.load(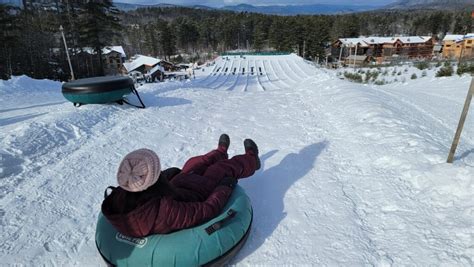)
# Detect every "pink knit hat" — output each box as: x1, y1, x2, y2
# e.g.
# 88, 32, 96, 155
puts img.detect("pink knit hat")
117, 148, 161, 192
